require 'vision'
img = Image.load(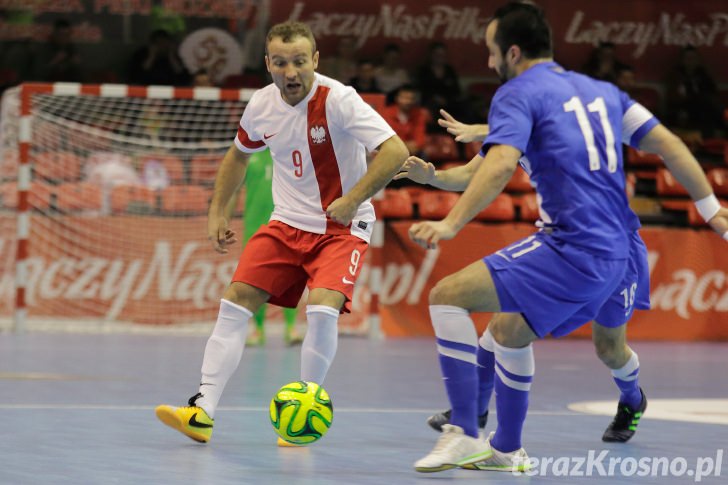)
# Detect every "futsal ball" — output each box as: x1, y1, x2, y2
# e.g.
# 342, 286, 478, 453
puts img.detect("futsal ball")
269, 381, 333, 444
